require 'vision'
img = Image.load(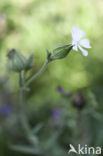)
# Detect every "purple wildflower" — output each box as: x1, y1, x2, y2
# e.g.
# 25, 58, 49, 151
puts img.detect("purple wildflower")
57, 86, 64, 93
52, 108, 61, 118
1, 104, 12, 116
57, 86, 72, 97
